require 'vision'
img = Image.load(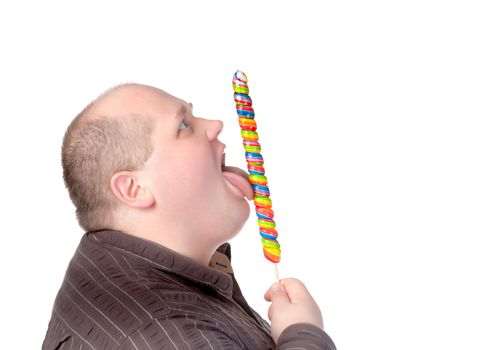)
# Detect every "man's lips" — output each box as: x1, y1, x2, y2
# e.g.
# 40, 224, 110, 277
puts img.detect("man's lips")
222, 166, 254, 200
